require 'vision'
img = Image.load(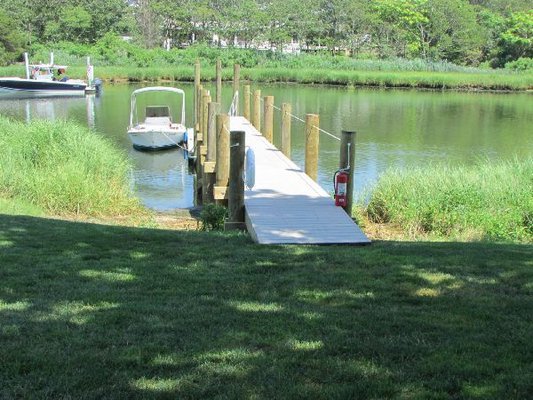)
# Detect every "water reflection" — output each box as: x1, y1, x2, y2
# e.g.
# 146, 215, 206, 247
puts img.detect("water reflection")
129, 148, 194, 210
0, 95, 98, 129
